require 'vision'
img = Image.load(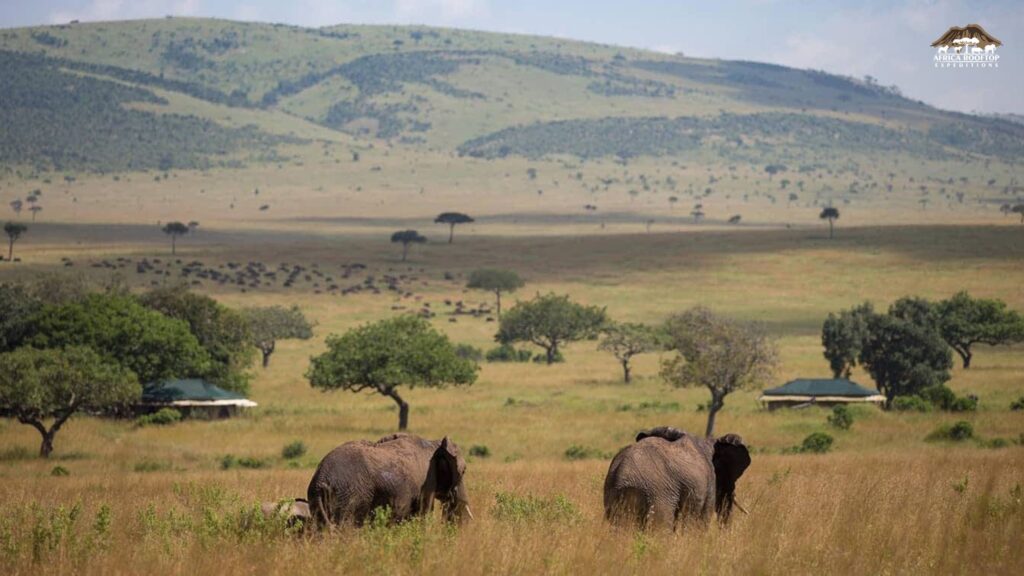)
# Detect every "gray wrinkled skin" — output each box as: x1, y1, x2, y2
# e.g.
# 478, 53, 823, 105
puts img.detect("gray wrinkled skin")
603, 427, 751, 531
260, 499, 312, 530
307, 433, 471, 527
